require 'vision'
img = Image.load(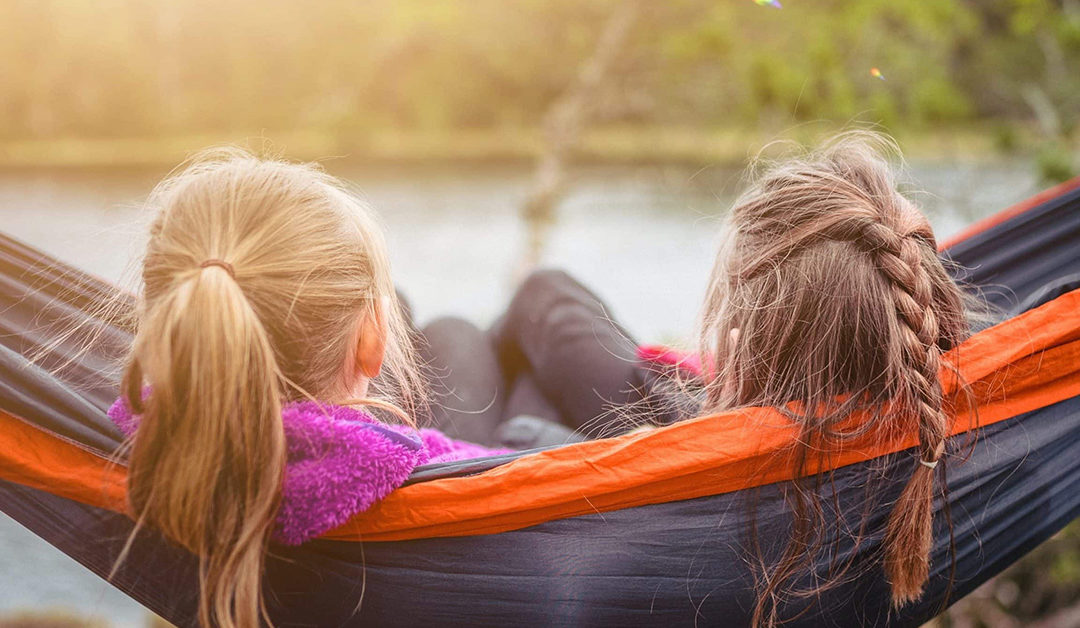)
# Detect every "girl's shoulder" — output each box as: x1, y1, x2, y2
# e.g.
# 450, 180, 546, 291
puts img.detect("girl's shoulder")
276, 401, 427, 545
106, 396, 506, 545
